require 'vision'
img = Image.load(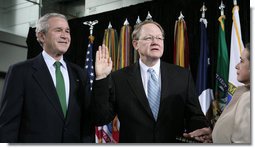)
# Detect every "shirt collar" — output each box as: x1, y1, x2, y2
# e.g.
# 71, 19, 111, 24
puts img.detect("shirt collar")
139, 59, 160, 76
42, 50, 67, 69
